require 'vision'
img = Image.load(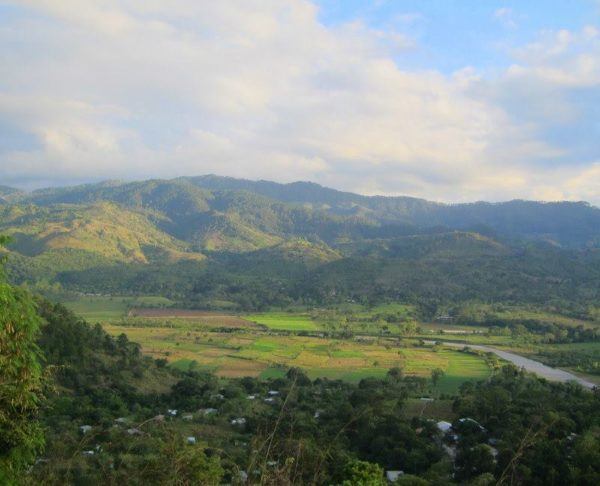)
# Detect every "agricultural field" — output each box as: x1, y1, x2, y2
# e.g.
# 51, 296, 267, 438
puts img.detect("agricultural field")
101, 321, 492, 393
243, 312, 320, 331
